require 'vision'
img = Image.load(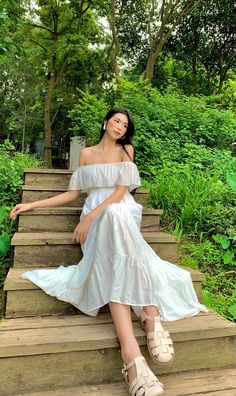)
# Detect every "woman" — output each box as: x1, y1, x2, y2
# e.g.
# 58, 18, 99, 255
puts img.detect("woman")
10, 108, 207, 396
